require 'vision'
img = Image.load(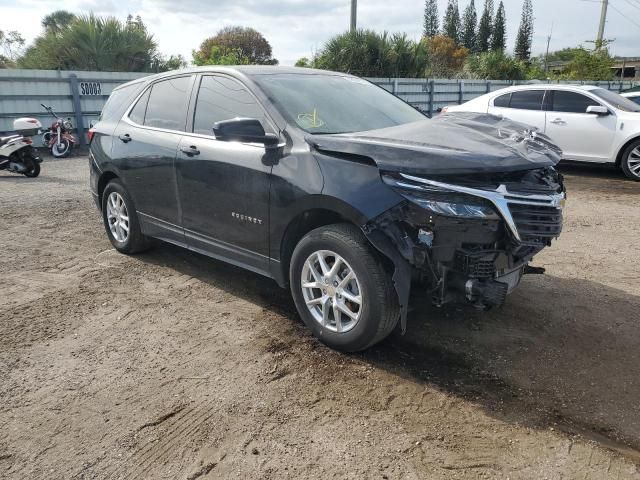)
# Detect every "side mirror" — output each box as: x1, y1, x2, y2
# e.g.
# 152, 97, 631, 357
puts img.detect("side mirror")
586, 105, 609, 115
213, 118, 279, 147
